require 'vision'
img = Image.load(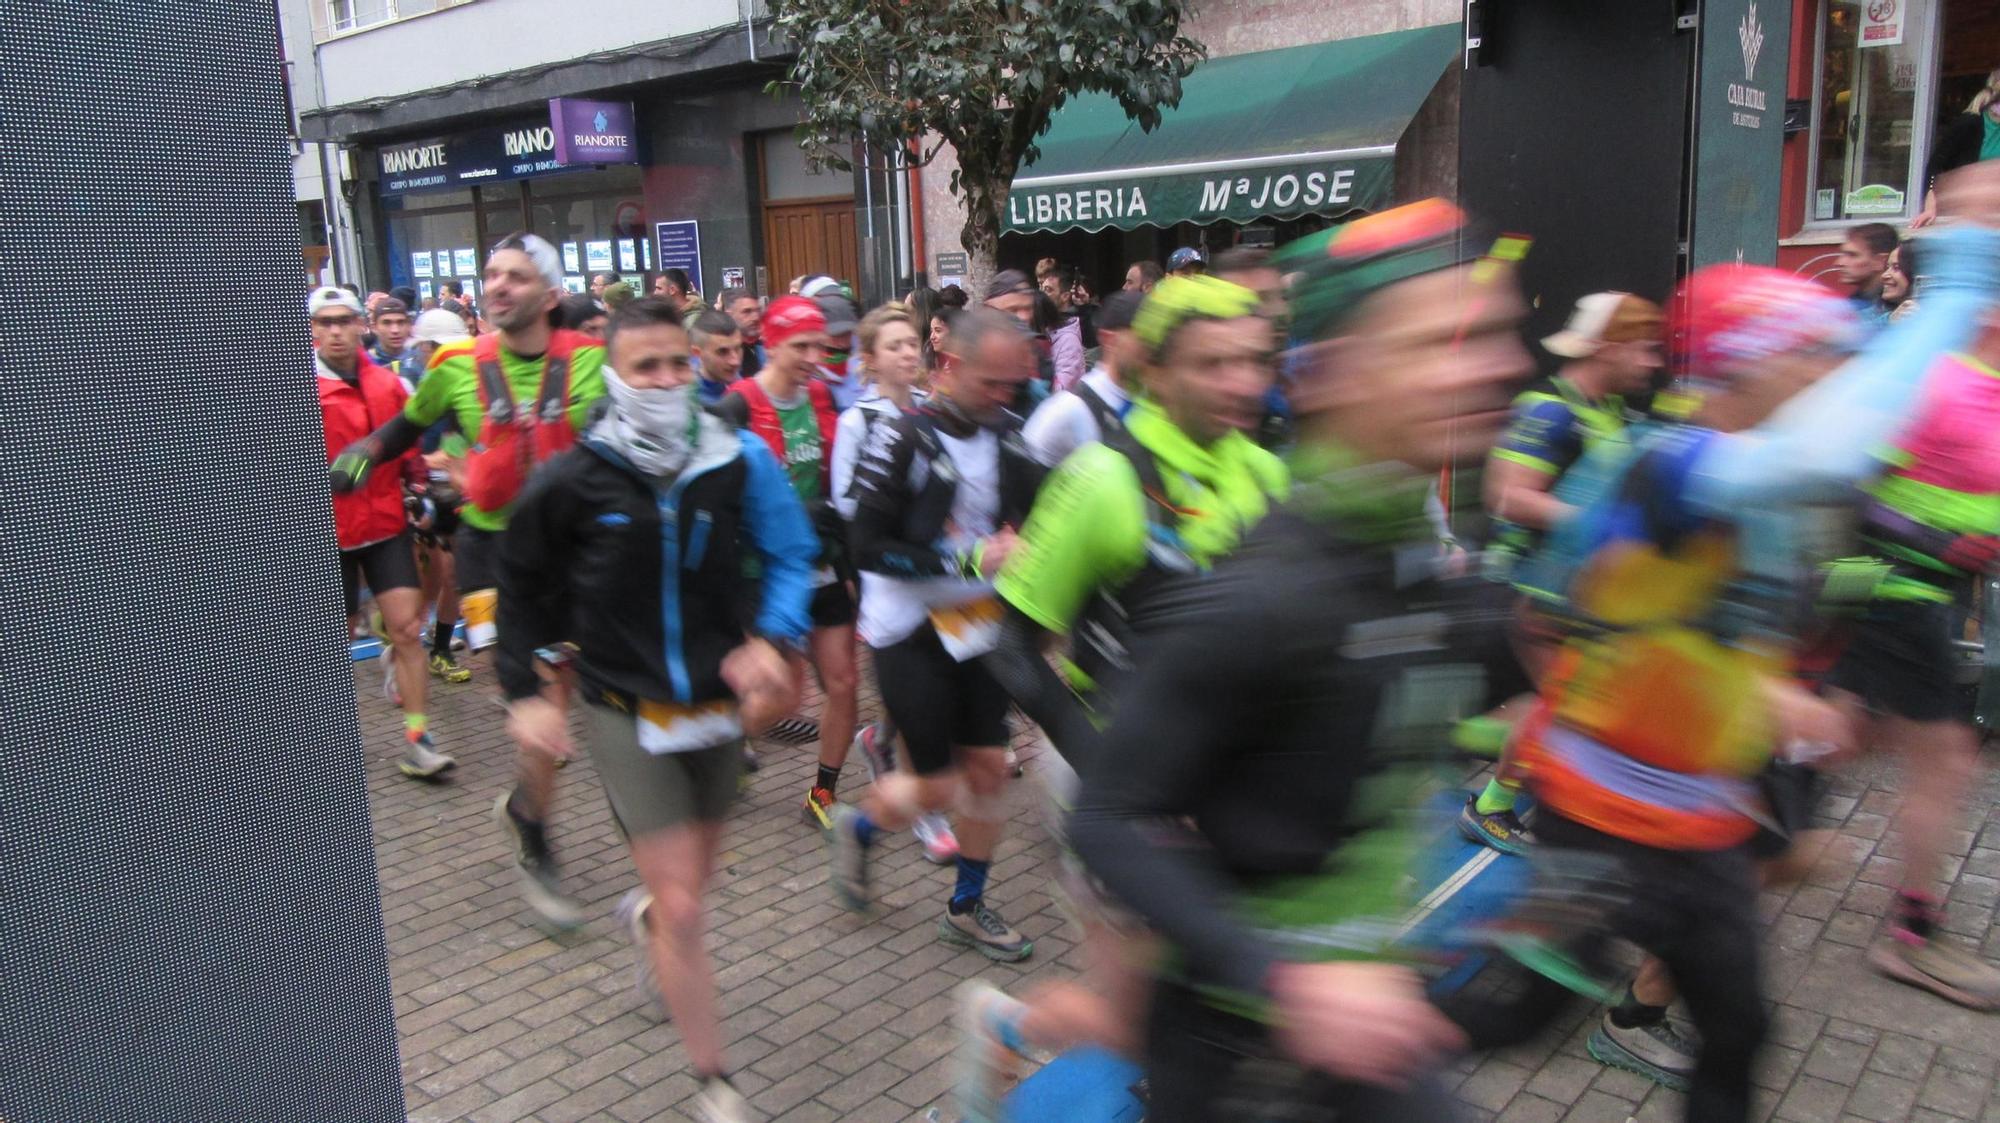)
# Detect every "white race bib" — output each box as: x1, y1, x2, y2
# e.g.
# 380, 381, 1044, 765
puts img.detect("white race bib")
929, 596, 1004, 662
636, 698, 743, 755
